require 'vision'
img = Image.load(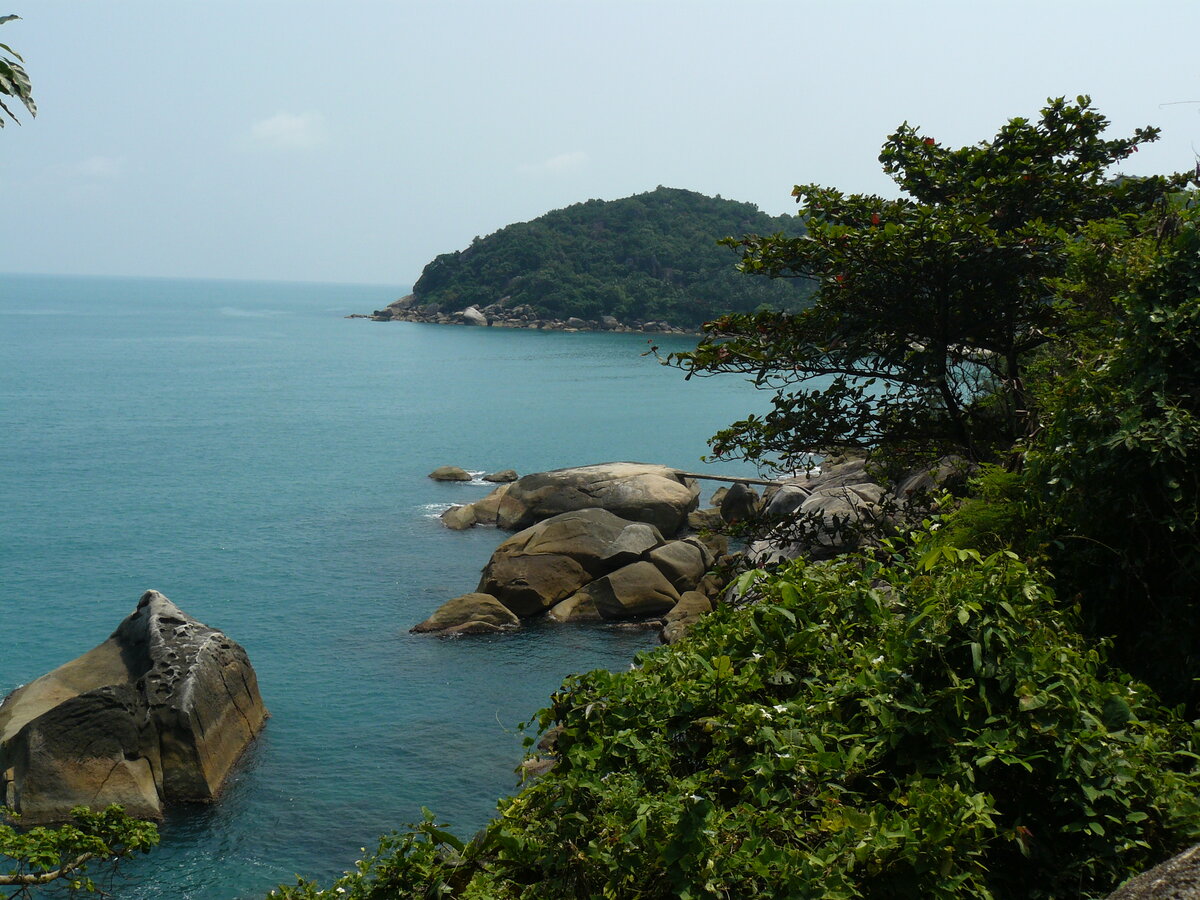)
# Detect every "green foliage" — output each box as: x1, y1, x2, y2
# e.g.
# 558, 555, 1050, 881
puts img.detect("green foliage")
931, 466, 1041, 558
270, 809, 473, 900
670, 98, 1186, 471
412, 187, 814, 328
1021, 198, 1200, 708
0, 14, 35, 127
280, 542, 1200, 898
0, 804, 159, 896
